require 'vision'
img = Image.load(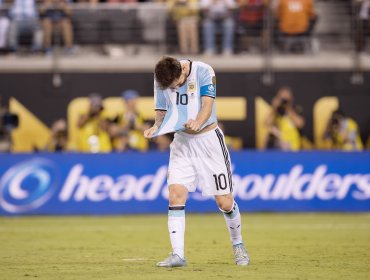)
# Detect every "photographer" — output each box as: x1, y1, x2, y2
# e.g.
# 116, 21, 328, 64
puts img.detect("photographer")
264, 87, 305, 151
0, 96, 19, 152
45, 118, 68, 152
77, 93, 112, 153
109, 90, 150, 152
323, 109, 363, 151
